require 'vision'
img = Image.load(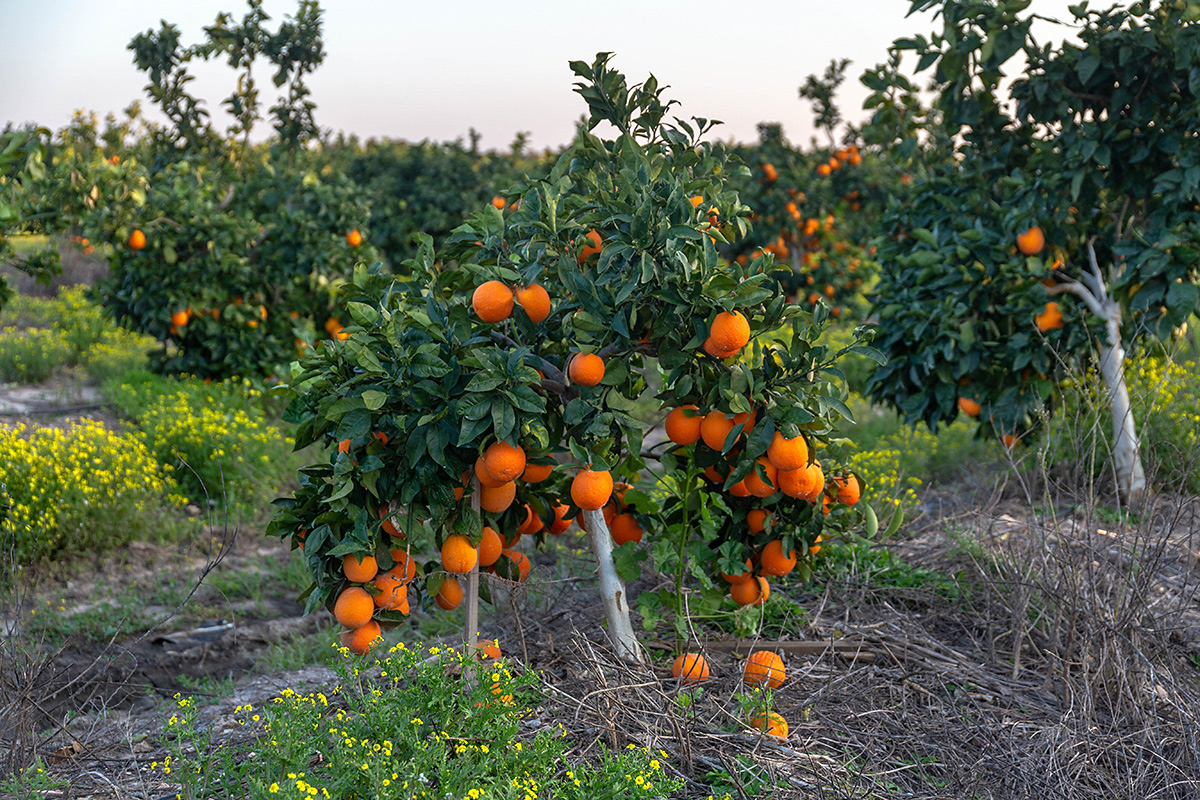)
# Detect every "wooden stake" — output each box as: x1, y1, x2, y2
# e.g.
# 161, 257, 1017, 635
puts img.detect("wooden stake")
464, 477, 482, 678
